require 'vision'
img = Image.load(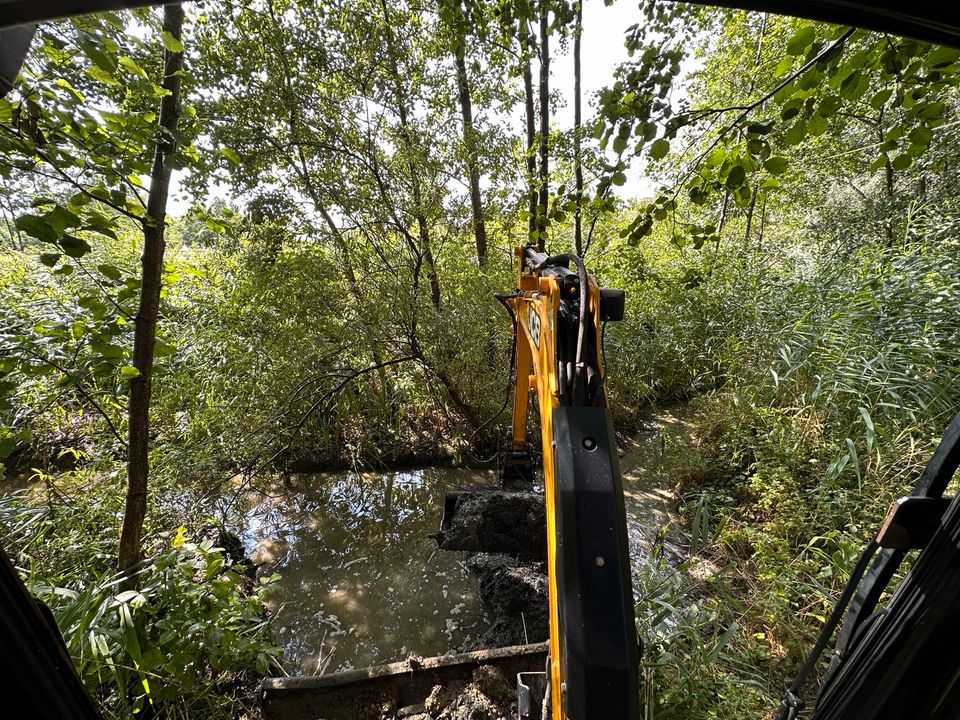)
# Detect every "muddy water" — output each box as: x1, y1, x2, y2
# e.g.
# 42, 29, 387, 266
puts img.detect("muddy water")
619, 411, 684, 571
246, 410, 682, 676
244, 468, 495, 674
